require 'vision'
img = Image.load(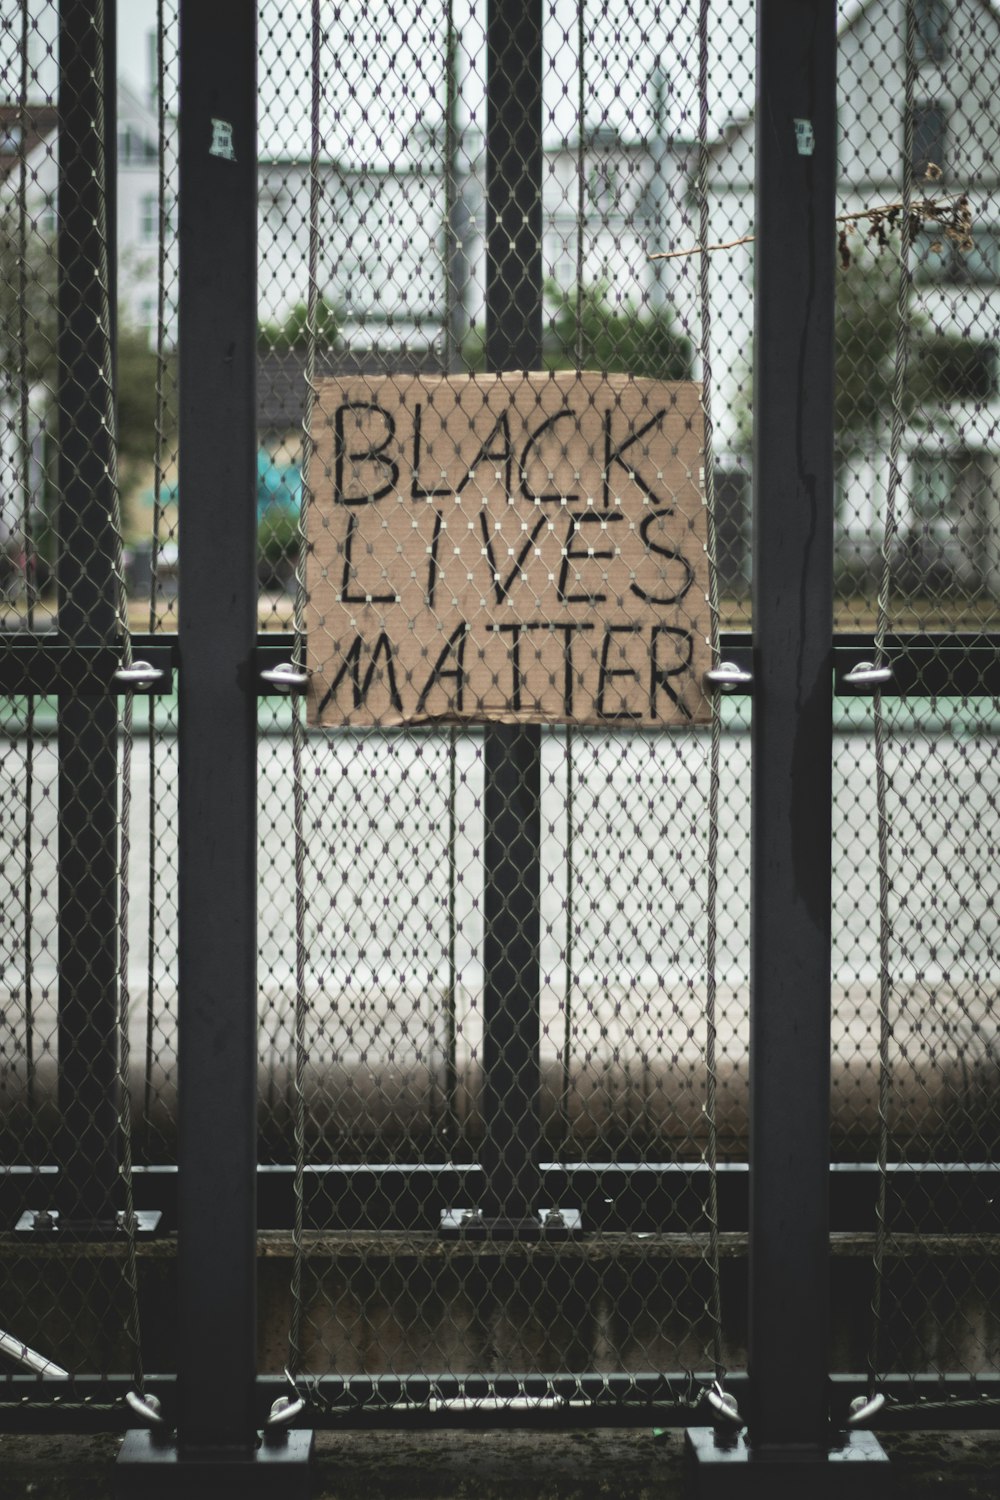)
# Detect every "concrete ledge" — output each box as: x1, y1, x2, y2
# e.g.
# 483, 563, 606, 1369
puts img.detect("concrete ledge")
114, 1428, 314, 1499
686, 1427, 890, 1498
